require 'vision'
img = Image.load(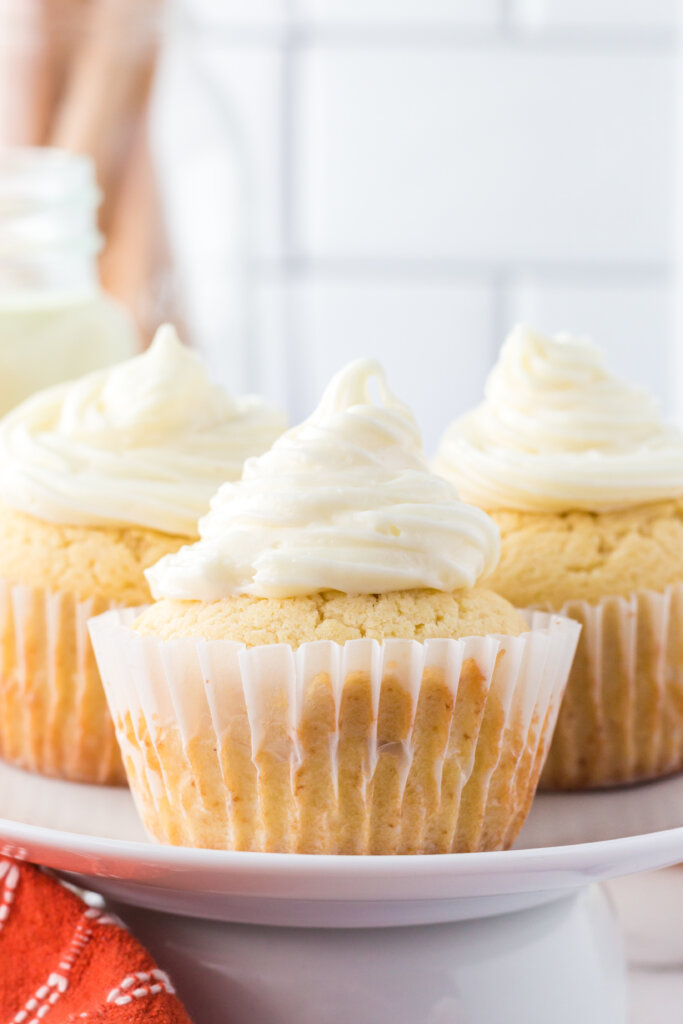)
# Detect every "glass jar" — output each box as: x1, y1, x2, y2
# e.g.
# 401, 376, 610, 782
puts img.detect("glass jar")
0, 147, 138, 415
0, 0, 252, 393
